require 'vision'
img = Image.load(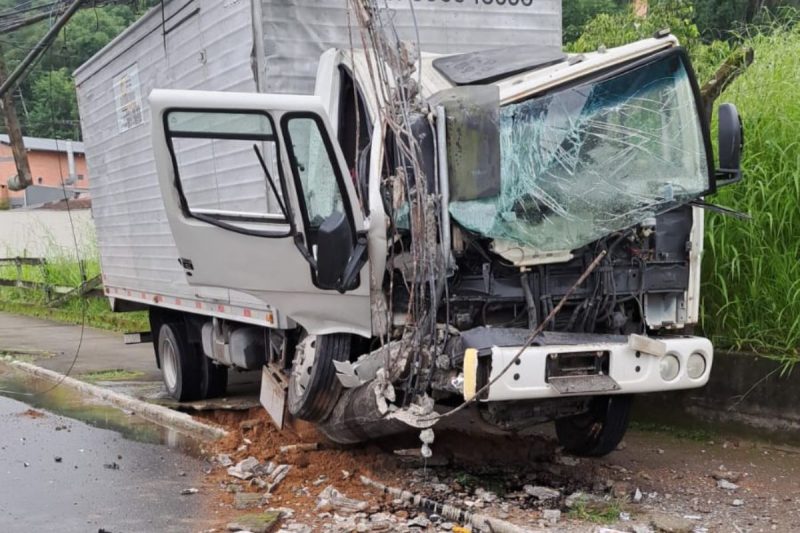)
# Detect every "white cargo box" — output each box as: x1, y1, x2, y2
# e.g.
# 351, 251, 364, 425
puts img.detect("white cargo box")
75, 0, 561, 326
